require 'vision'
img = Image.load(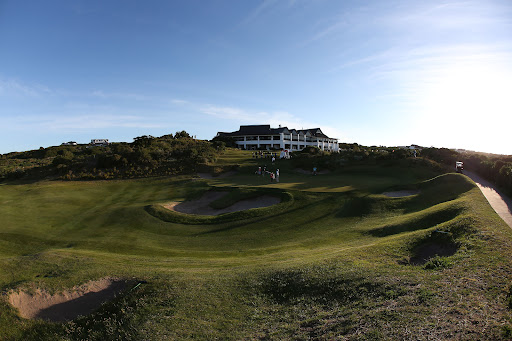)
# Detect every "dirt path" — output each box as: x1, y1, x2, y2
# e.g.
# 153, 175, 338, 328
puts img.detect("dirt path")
465, 171, 512, 228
